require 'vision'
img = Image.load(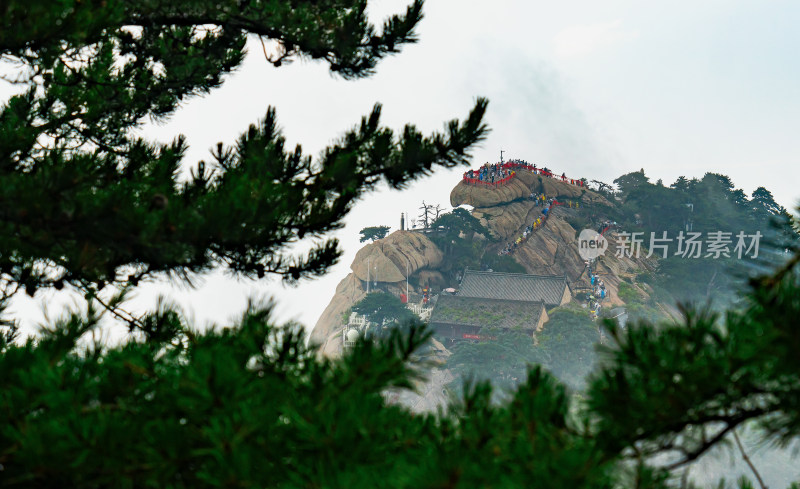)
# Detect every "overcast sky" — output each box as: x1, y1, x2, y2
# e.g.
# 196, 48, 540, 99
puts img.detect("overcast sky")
3, 0, 799, 337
